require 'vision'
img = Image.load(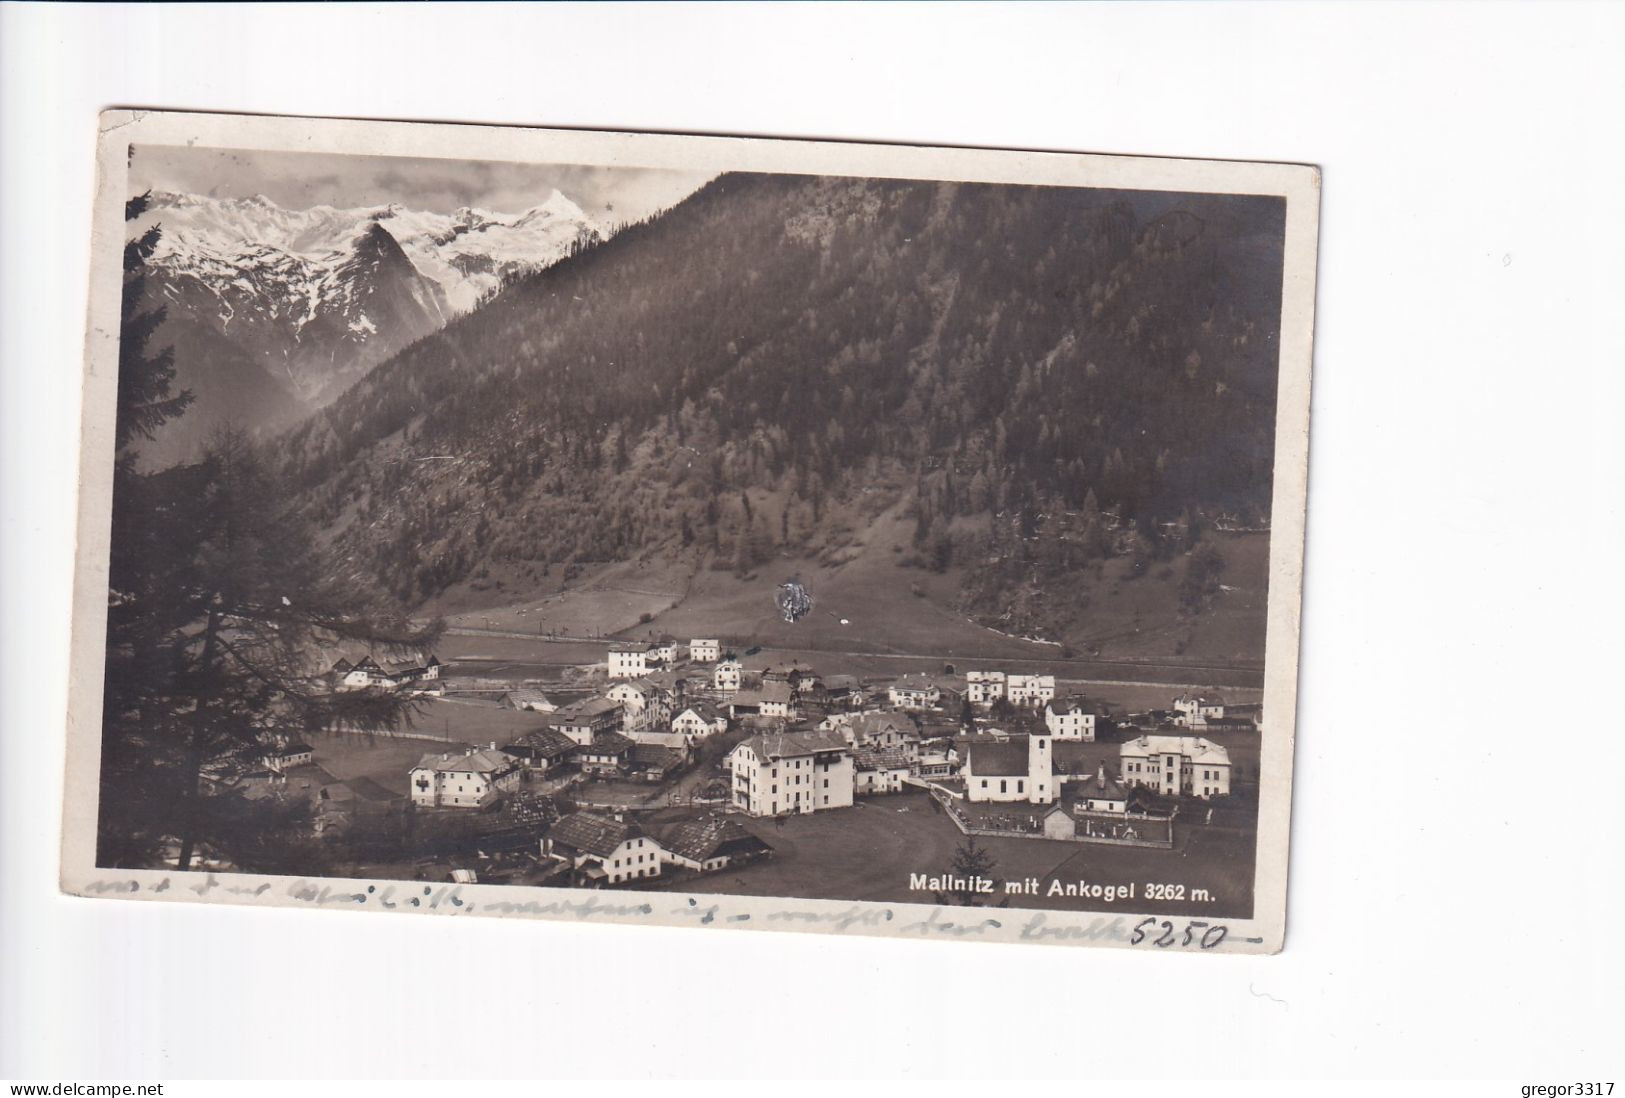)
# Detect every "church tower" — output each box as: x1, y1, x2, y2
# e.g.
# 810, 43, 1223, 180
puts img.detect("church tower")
1028, 733, 1055, 804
